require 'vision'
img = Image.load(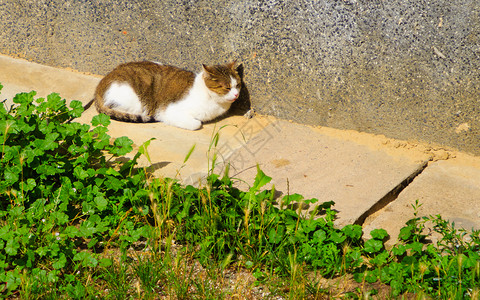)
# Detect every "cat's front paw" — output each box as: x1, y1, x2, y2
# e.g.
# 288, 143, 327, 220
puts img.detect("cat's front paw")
180, 119, 202, 131
165, 118, 202, 130
156, 112, 203, 130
